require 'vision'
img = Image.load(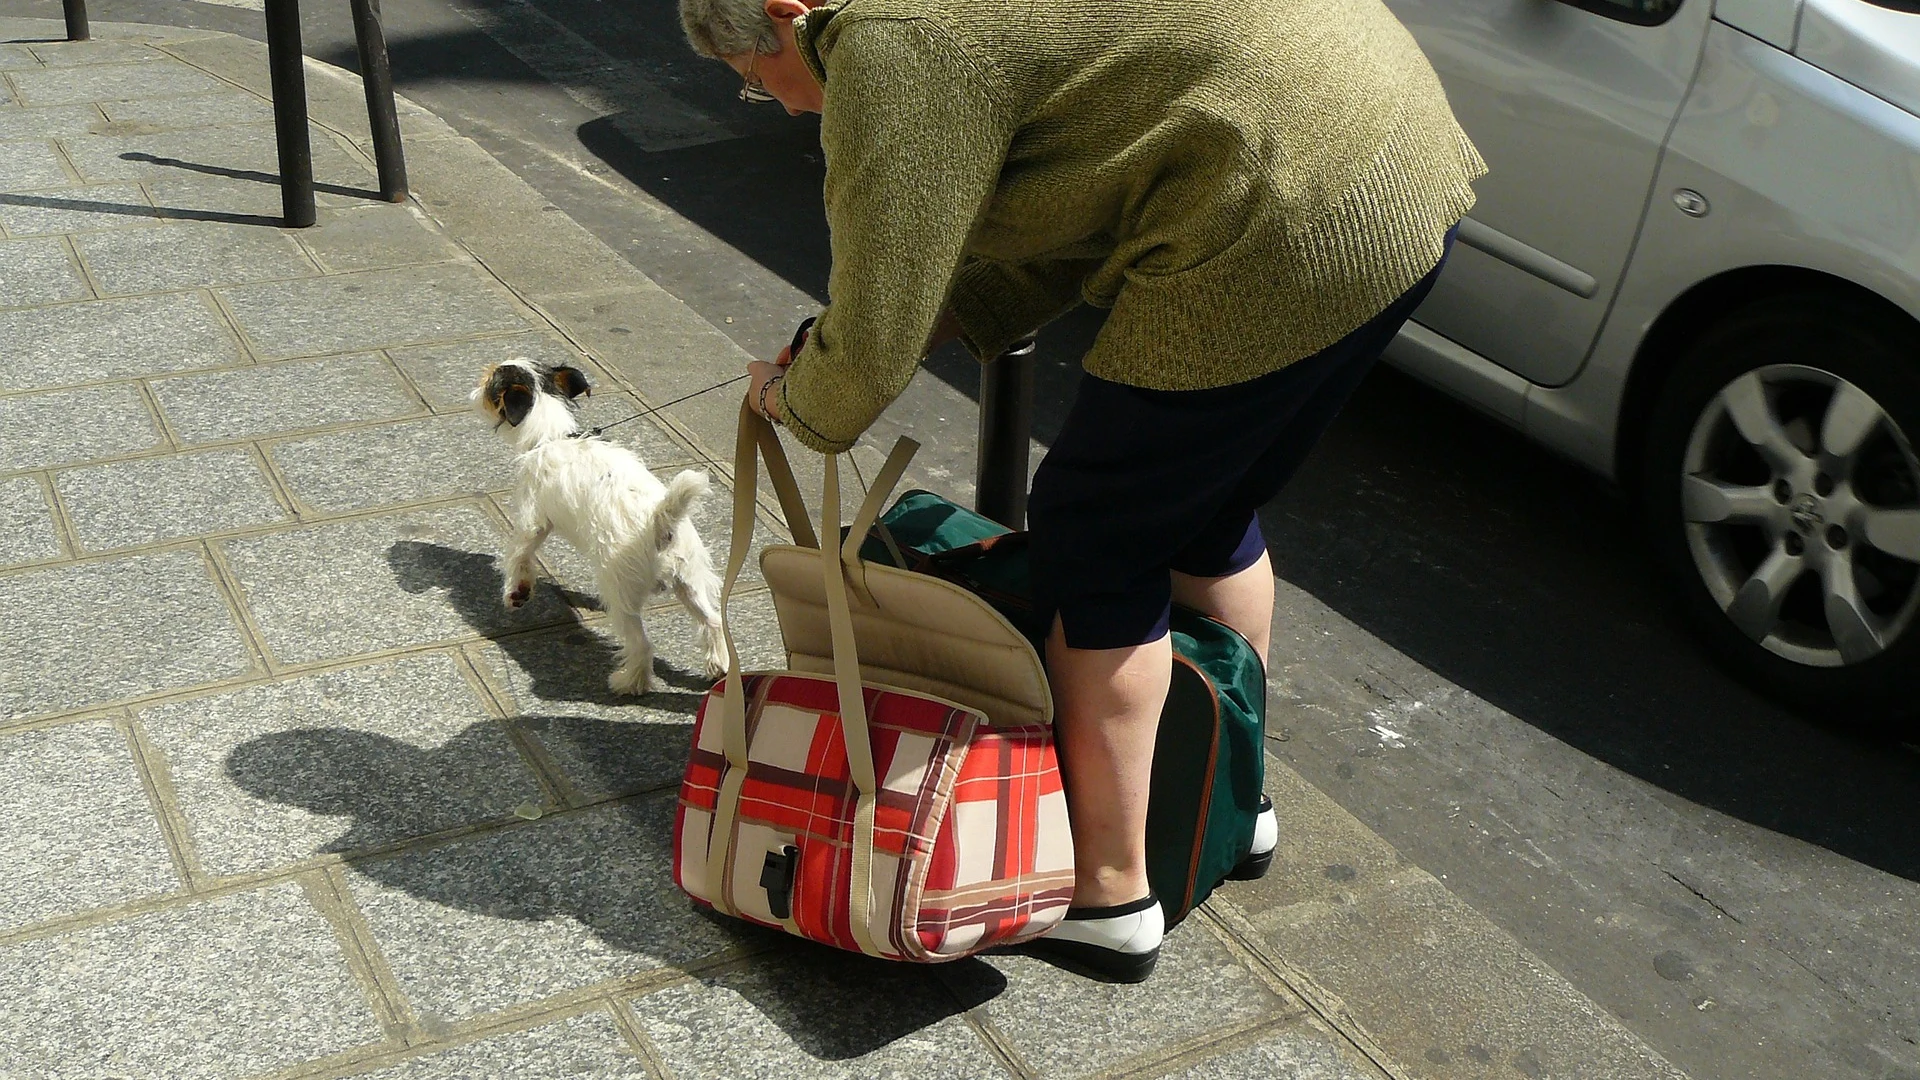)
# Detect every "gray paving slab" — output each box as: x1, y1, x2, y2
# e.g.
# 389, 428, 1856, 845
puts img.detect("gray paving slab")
345, 795, 754, 1023
0, 718, 179, 931
0, 102, 106, 140
151, 353, 423, 445
56, 447, 288, 550
388, 333, 591, 411
27, 40, 168, 67
220, 264, 531, 360
945, 923, 1296, 1080
295, 202, 464, 274
0, 548, 255, 722
139, 653, 544, 877
74, 218, 317, 294
538, 287, 745, 405
9, 58, 228, 106
0, 289, 243, 391
1256, 873, 1688, 1080
1222, 758, 1411, 922
0, 475, 61, 565
0, 137, 73, 189
218, 503, 573, 666
0, 42, 38, 71
99, 89, 275, 129
0, 382, 162, 472
0, 180, 163, 234
471, 595, 777, 800
349, 1011, 648, 1079
1157, 1020, 1384, 1080
628, 950, 1011, 1080
402, 139, 652, 302
0, 234, 89, 307
0, 882, 384, 1079
271, 413, 515, 515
